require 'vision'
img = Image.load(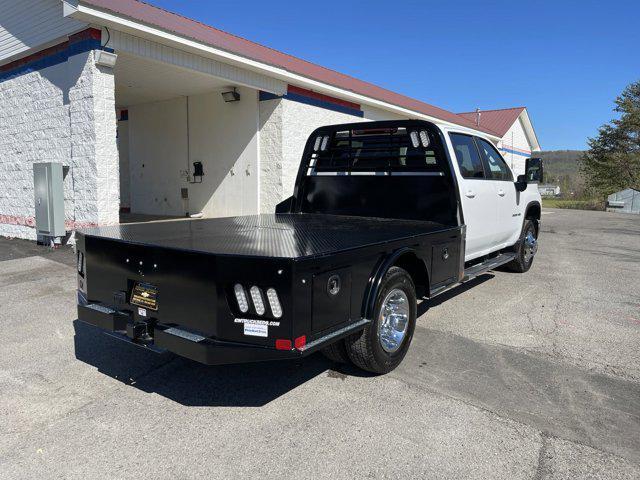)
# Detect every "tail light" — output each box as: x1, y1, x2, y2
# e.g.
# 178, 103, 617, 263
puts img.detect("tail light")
249, 286, 265, 315
233, 284, 283, 318
234, 284, 249, 313
294, 335, 306, 350
266, 288, 282, 318
275, 339, 292, 350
